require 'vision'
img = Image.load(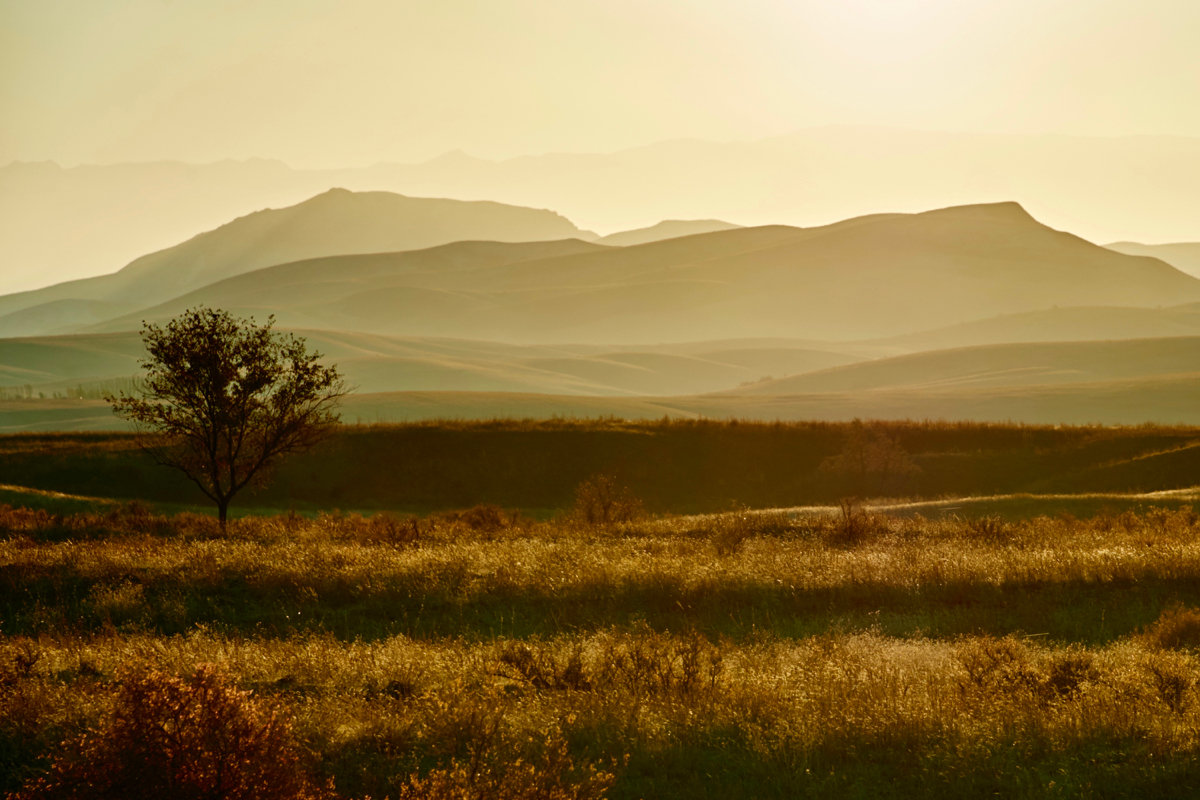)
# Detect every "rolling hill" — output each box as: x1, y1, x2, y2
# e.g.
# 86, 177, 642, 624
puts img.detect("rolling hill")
10, 371, 1199, 433
738, 337, 1200, 395
0, 329, 866, 399
73, 201, 1200, 343
878, 304, 1200, 351
7, 333, 1200, 431
0, 189, 594, 334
